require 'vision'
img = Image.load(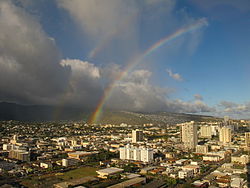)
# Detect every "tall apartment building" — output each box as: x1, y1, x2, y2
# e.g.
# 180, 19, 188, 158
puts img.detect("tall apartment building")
245, 132, 250, 147
196, 145, 208, 154
10, 135, 18, 144
119, 145, 153, 163
9, 150, 30, 162
224, 116, 230, 125
200, 125, 212, 138
132, 129, 143, 143
219, 127, 232, 144
181, 121, 198, 150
